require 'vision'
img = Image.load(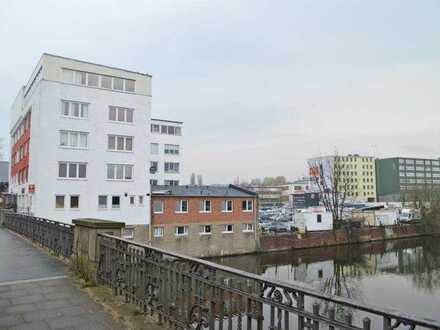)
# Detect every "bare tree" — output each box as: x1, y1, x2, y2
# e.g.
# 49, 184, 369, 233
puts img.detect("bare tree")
190, 173, 196, 185
308, 156, 349, 227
